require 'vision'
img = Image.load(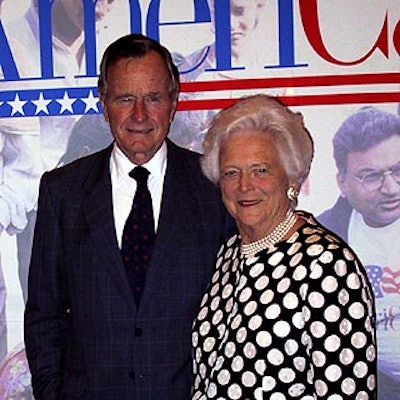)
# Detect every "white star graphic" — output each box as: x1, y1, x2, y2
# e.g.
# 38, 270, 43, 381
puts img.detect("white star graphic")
9, 93, 27, 116
56, 92, 76, 114
32, 92, 52, 115
82, 90, 99, 113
